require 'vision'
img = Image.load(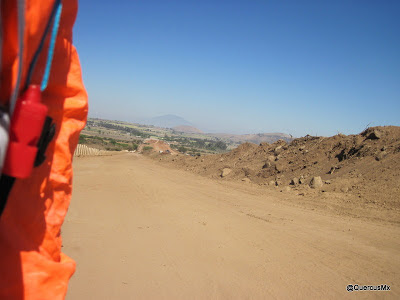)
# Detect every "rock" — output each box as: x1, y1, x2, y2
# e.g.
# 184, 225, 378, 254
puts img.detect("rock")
221, 168, 232, 177
275, 163, 284, 173
262, 162, 272, 169
340, 186, 349, 193
281, 186, 291, 192
309, 176, 323, 189
274, 146, 283, 155
366, 130, 382, 140
290, 178, 299, 185
242, 167, 253, 177
241, 178, 251, 183
220, 158, 224, 162
325, 180, 331, 184
268, 180, 276, 186
267, 155, 275, 162
375, 151, 387, 161
328, 166, 340, 174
